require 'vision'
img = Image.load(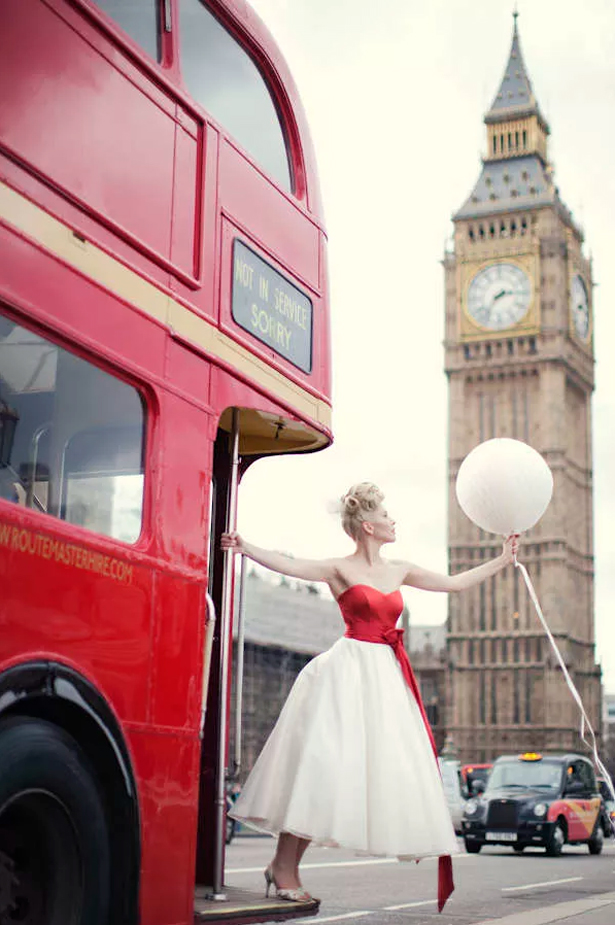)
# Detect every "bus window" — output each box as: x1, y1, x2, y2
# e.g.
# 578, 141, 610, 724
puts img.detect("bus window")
179, 0, 292, 192
0, 311, 146, 544
90, 0, 162, 62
